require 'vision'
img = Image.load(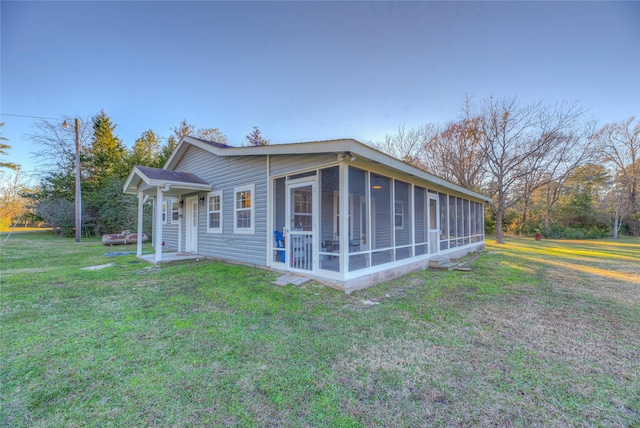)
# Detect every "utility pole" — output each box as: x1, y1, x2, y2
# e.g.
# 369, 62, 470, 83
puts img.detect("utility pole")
63, 118, 82, 242
74, 118, 81, 242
